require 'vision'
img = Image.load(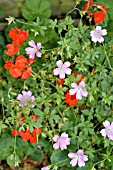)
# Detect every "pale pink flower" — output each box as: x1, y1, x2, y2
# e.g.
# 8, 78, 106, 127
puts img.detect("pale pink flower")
53, 132, 70, 150
68, 150, 88, 167
53, 60, 71, 78
69, 81, 88, 100
100, 120, 113, 140
17, 90, 35, 107
41, 166, 49, 170
90, 26, 107, 43
25, 40, 42, 58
